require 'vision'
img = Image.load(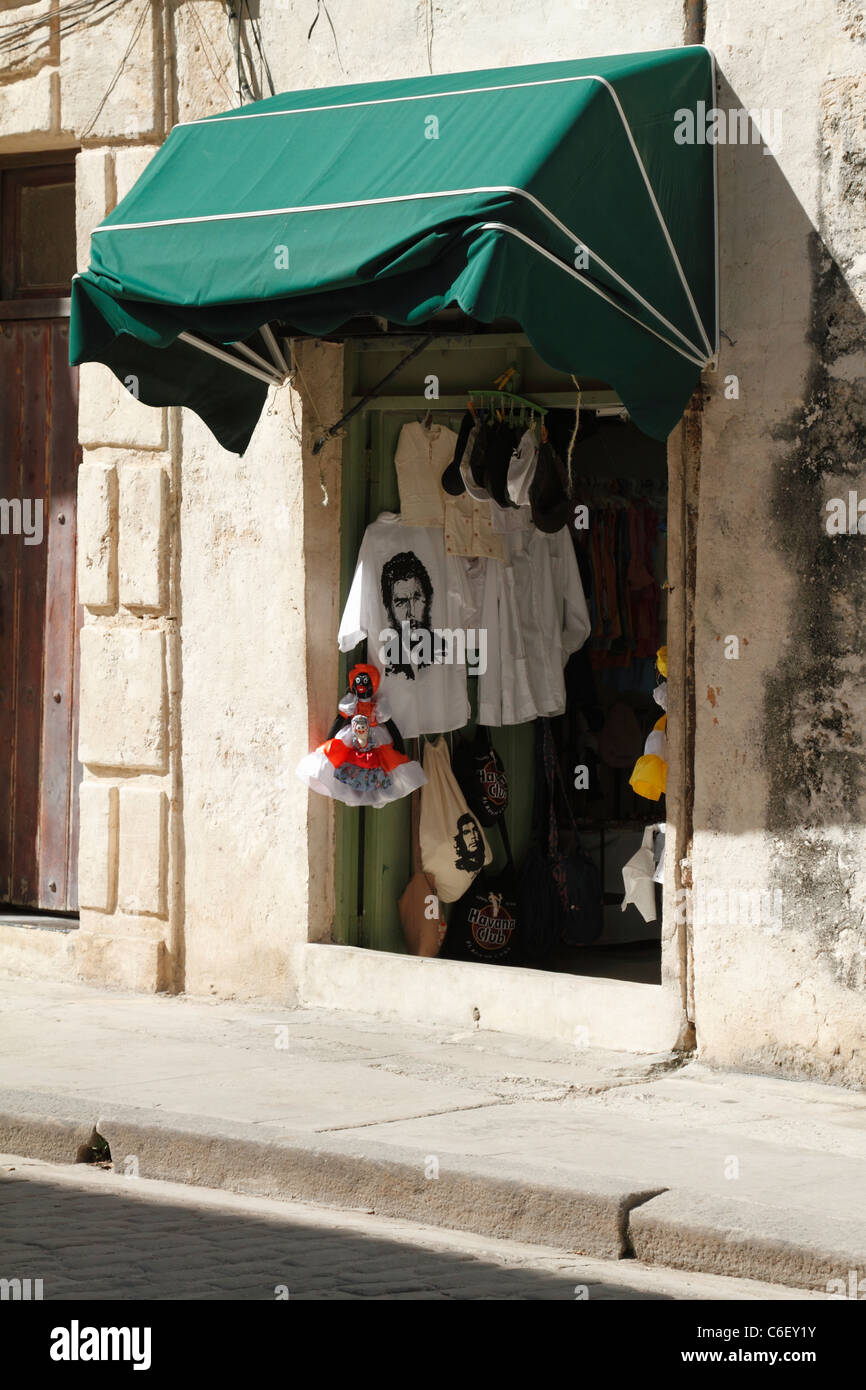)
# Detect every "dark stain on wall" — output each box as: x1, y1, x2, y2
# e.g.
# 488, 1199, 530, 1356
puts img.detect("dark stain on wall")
763, 77, 866, 994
